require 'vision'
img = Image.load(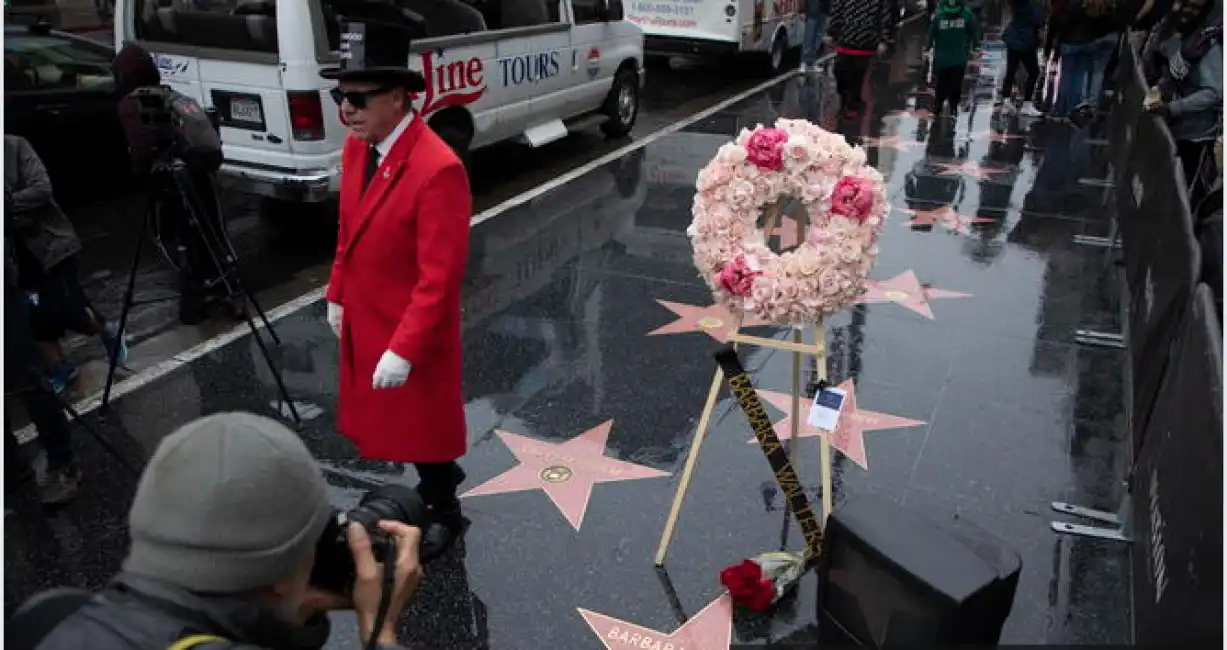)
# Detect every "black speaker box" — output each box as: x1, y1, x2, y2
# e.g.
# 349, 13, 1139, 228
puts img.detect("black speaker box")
817, 494, 1022, 646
